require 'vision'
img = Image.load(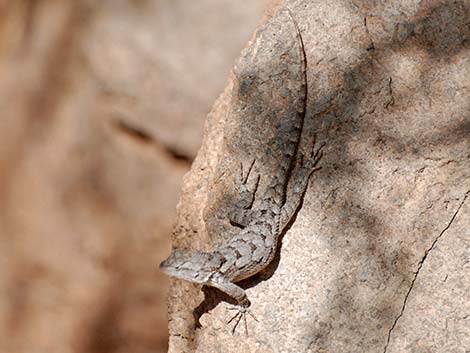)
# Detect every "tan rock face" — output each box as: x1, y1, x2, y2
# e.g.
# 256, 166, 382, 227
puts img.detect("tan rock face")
166, 1, 470, 352
0, 1, 264, 353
